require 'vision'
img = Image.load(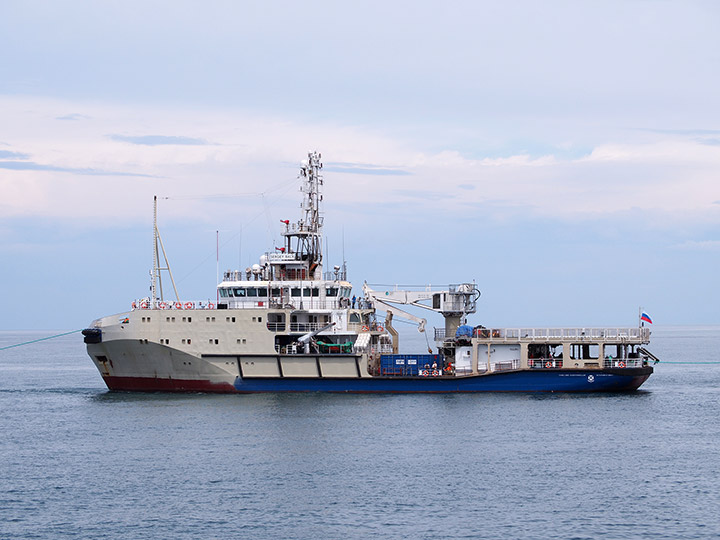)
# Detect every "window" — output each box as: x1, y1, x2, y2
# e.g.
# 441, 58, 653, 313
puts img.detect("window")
311, 288, 319, 297
220, 288, 228, 298
234, 288, 246, 297
247, 288, 257, 297
326, 287, 338, 297
291, 288, 301, 297
257, 288, 268, 297
570, 344, 599, 360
